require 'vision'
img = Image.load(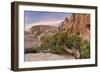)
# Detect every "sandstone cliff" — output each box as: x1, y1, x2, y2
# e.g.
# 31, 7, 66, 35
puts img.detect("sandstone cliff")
62, 13, 90, 41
